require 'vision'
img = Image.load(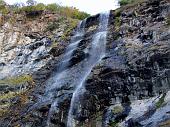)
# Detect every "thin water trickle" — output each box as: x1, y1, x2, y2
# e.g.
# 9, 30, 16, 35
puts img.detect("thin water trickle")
56, 20, 86, 73
67, 12, 110, 127
45, 19, 87, 126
